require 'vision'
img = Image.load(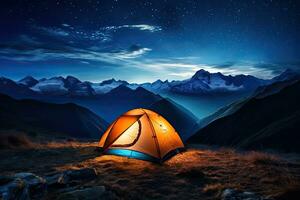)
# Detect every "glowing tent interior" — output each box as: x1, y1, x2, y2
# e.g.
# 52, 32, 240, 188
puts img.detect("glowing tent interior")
98, 108, 185, 162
